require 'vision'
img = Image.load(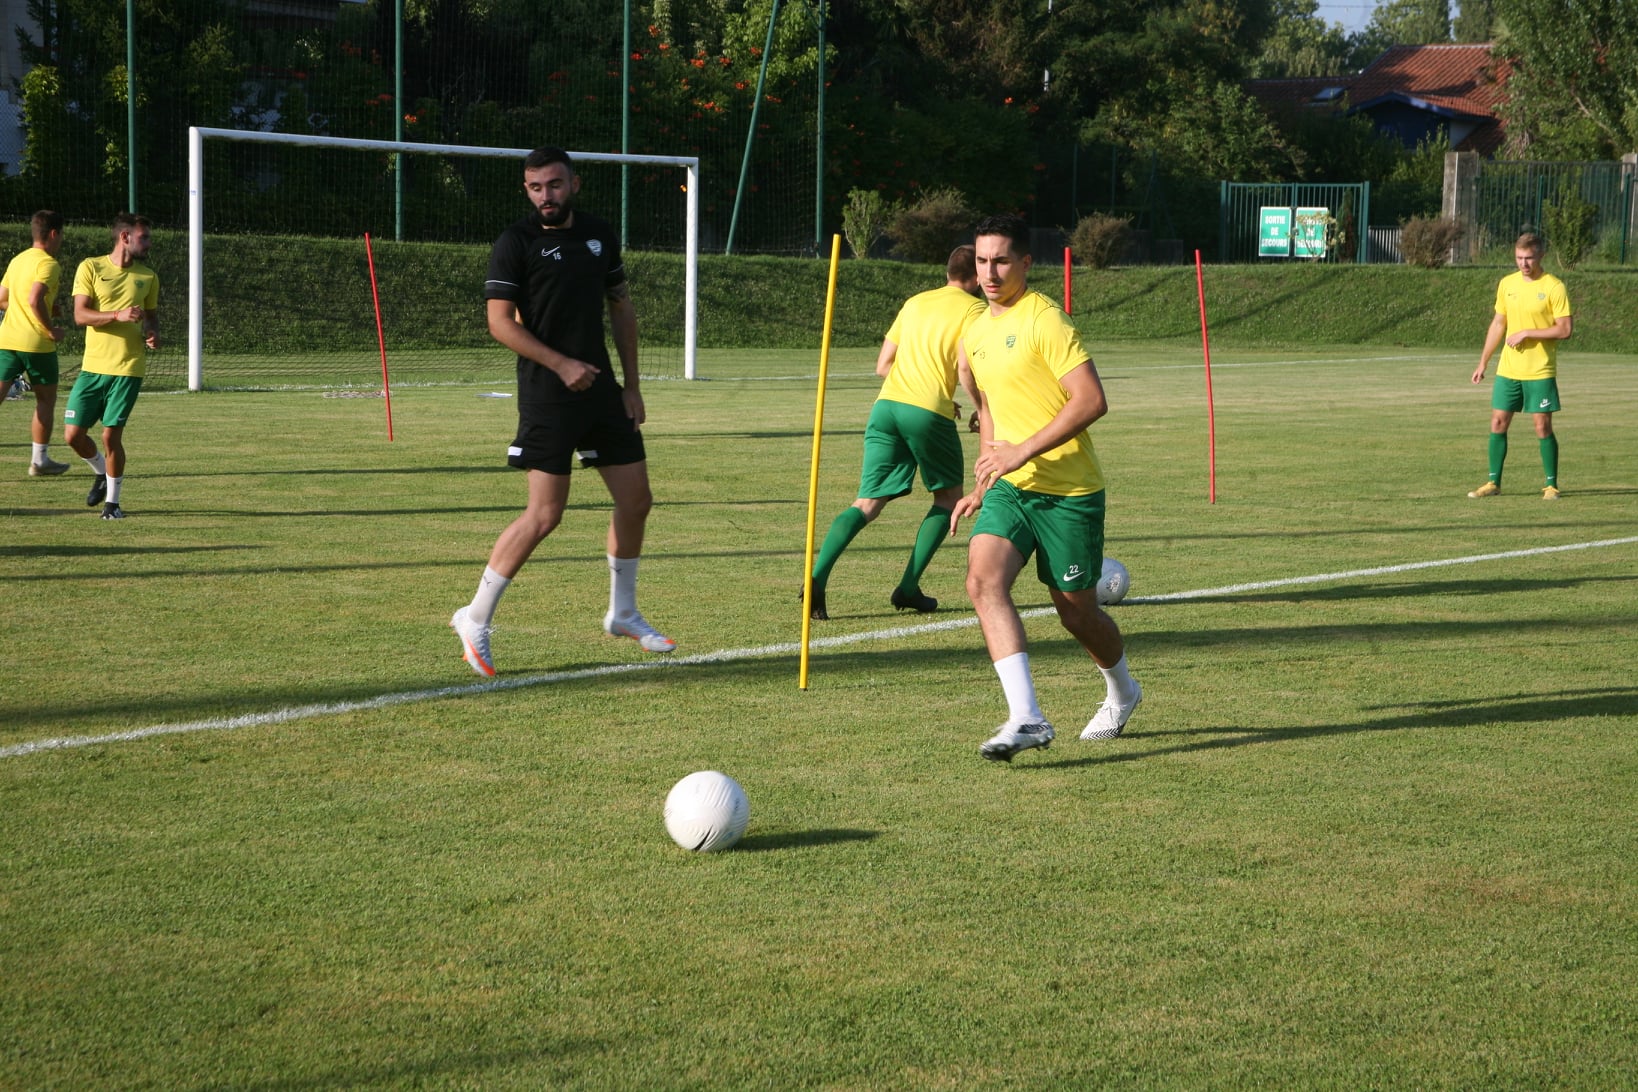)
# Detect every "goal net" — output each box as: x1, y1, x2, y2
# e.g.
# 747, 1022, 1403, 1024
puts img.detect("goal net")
183, 127, 698, 392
